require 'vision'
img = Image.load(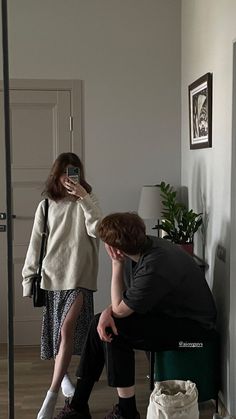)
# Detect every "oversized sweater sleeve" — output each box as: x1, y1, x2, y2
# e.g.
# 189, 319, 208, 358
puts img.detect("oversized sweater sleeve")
22, 201, 45, 297
79, 192, 102, 237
